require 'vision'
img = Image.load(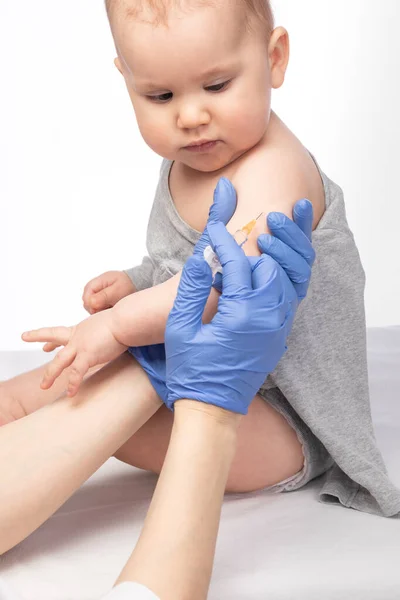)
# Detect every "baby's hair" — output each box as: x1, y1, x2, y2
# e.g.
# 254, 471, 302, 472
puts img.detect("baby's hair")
105, 0, 274, 37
